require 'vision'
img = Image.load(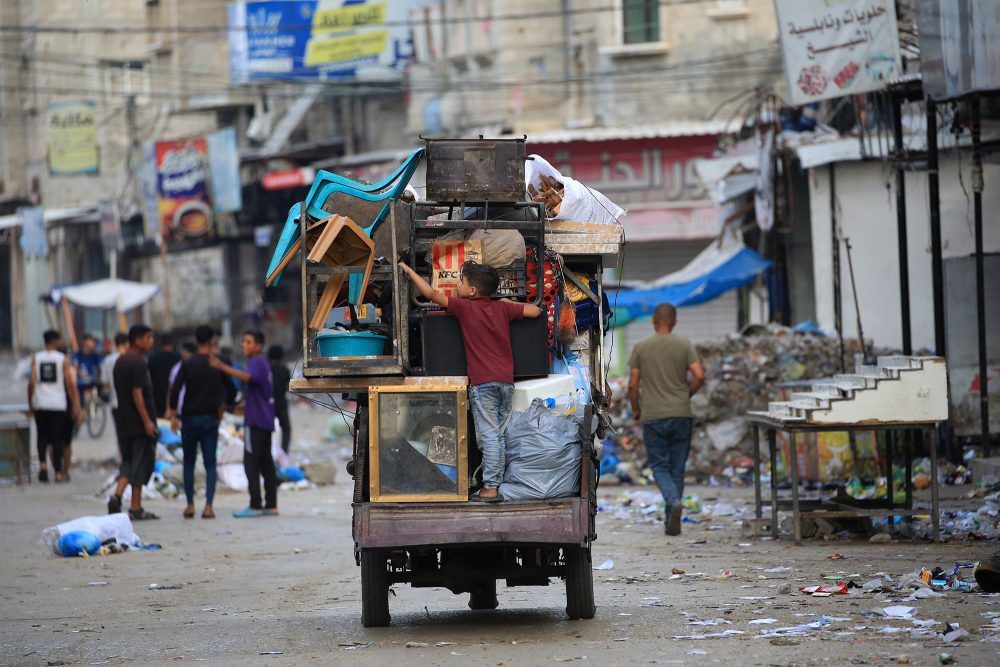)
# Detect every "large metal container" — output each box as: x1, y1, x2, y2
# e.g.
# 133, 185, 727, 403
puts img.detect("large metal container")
424, 138, 526, 203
